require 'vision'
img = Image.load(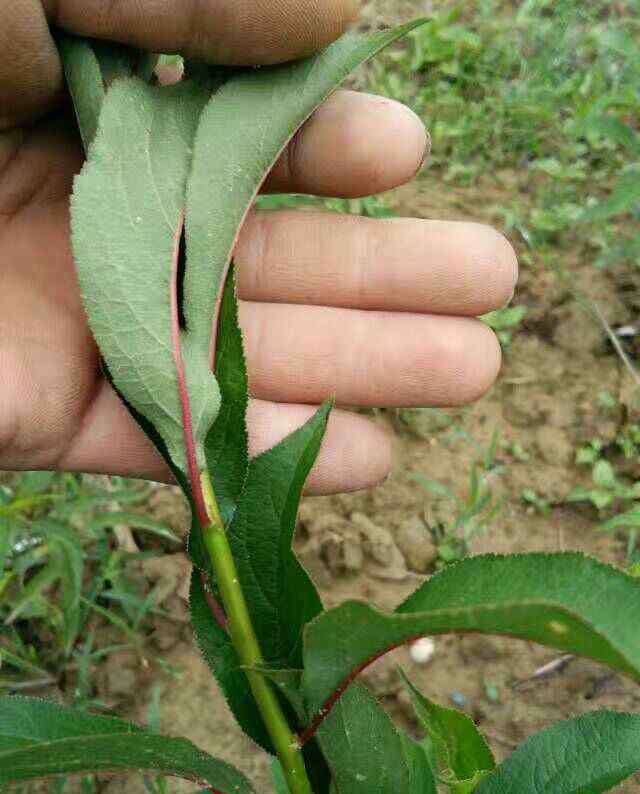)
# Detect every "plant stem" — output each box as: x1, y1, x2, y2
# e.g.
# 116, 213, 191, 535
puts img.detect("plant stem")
200, 471, 313, 794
